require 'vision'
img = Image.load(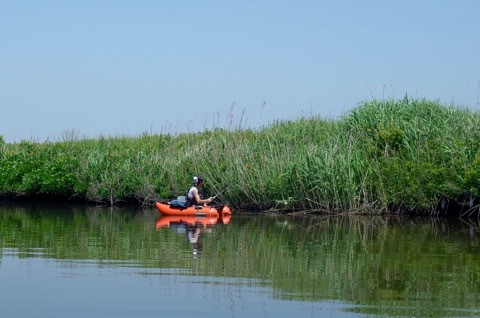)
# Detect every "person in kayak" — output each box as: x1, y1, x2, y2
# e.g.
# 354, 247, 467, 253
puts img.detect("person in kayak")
187, 176, 213, 206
